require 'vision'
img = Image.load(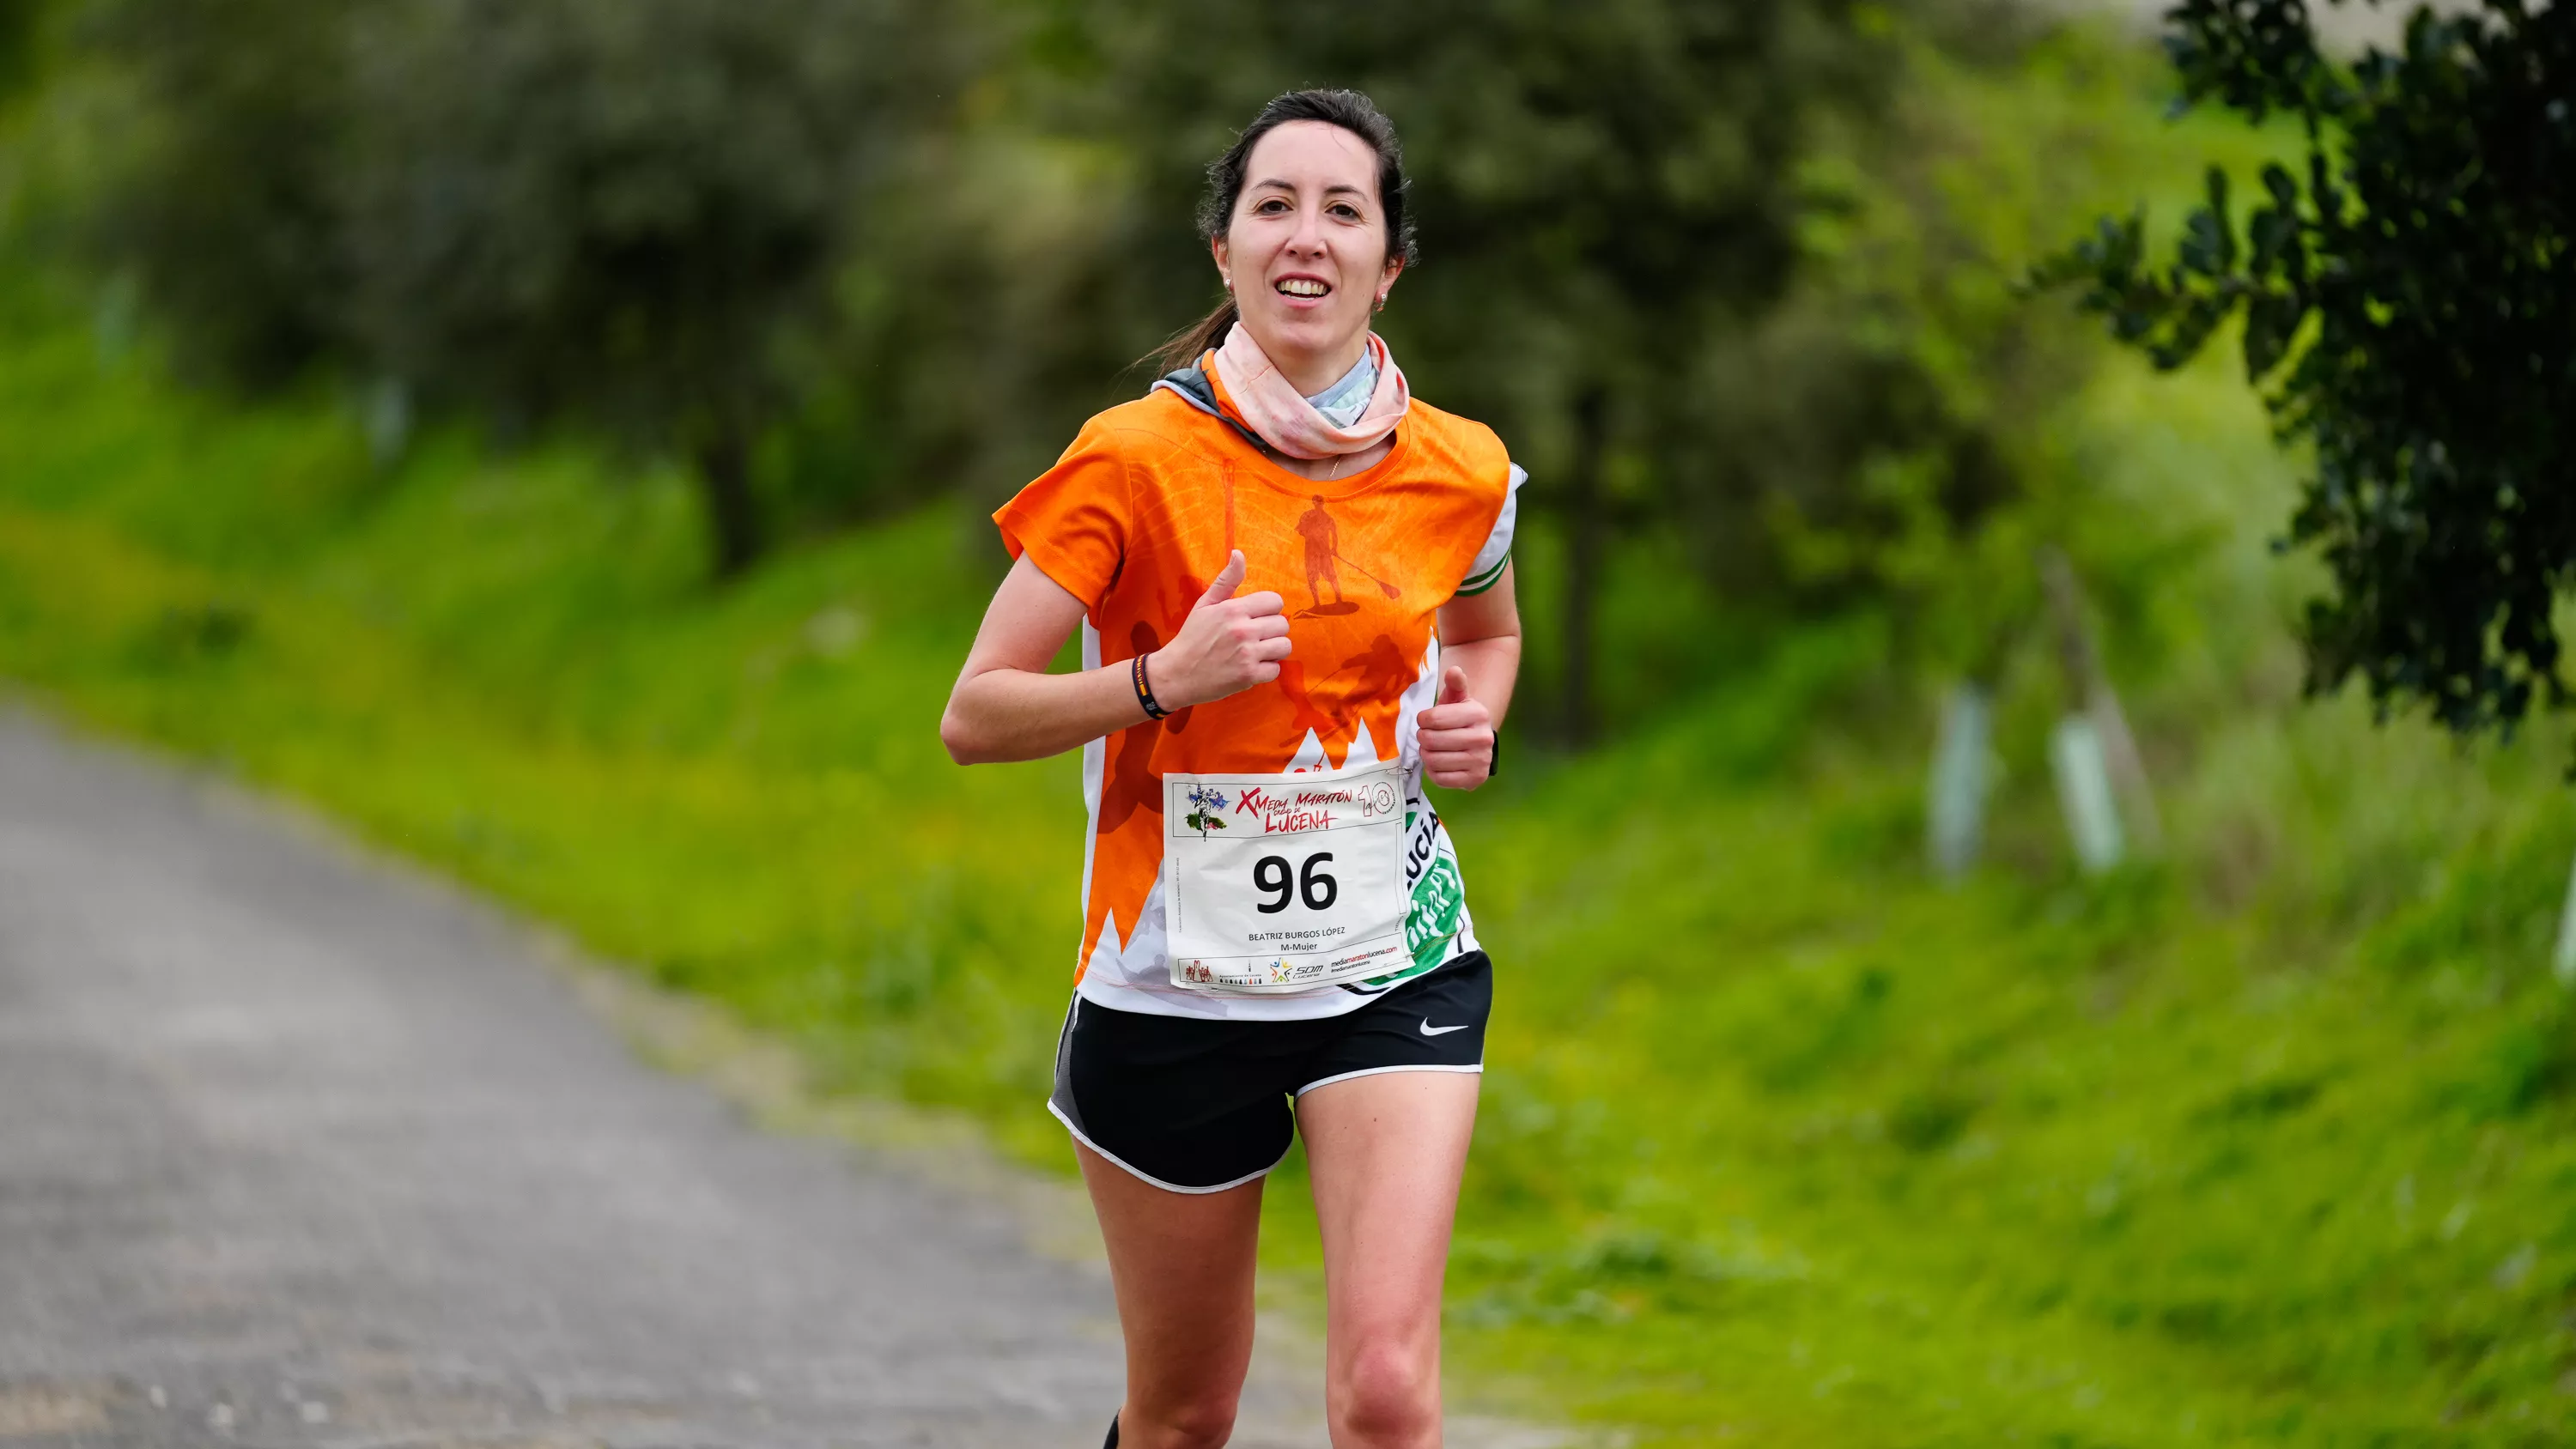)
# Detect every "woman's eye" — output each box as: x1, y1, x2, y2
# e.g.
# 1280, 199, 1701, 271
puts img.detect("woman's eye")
1330, 204, 1362, 221
1255, 197, 1291, 214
